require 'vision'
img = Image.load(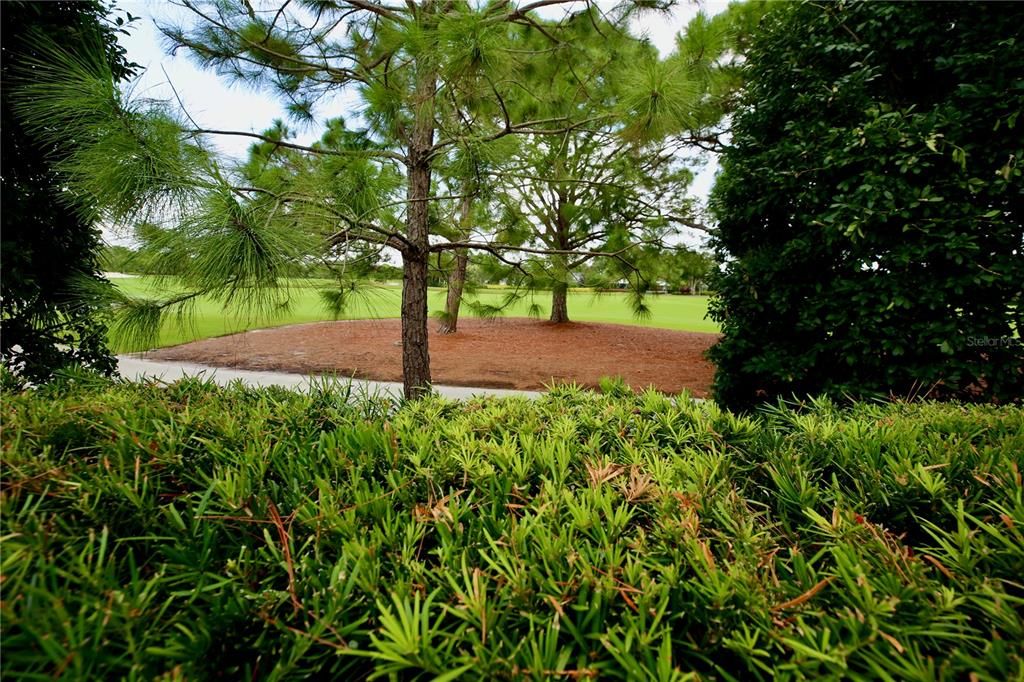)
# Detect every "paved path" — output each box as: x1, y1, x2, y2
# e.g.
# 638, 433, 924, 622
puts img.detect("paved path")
116, 355, 542, 400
